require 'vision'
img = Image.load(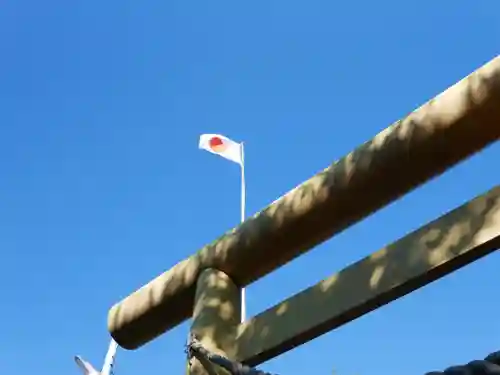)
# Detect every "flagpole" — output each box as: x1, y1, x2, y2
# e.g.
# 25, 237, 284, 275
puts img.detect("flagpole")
101, 339, 118, 375
240, 142, 246, 323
